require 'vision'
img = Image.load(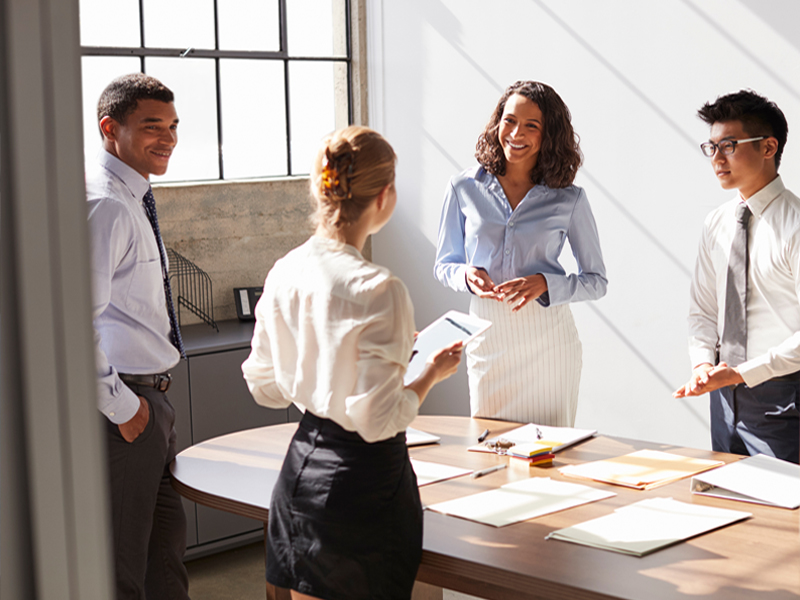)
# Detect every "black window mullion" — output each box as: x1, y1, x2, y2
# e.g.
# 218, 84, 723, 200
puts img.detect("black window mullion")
279, 0, 291, 176
345, 0, 353, 125
213, 0, 224, 180
138, 0, 145, 72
